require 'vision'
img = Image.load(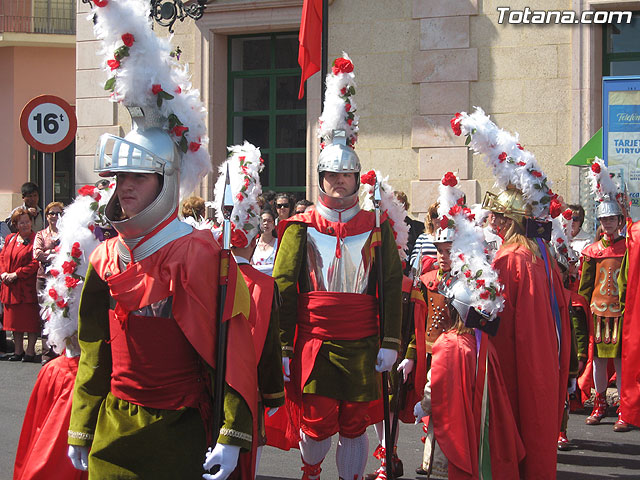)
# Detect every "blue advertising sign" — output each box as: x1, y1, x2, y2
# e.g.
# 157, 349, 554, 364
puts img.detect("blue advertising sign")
603, 76, 640, 220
